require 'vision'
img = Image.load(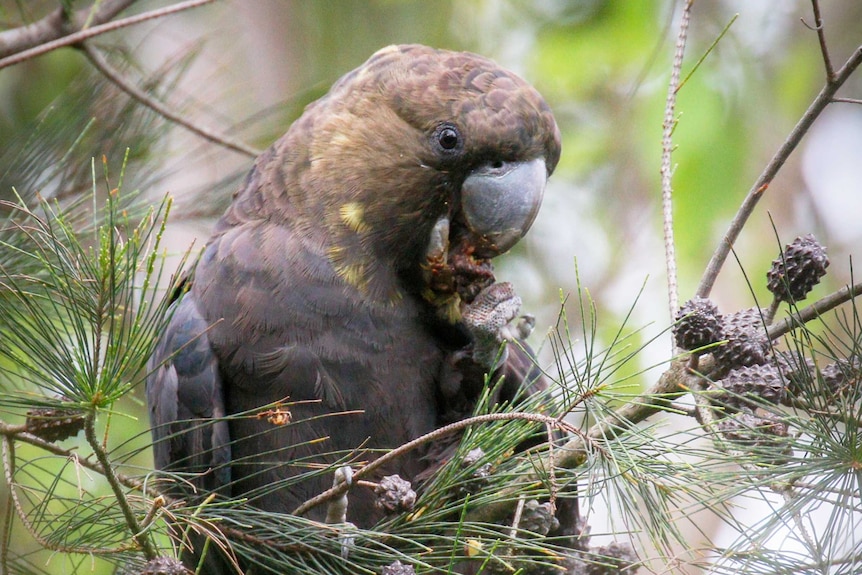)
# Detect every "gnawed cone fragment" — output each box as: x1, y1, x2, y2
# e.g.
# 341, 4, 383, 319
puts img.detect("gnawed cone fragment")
374, 474, 416, 514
